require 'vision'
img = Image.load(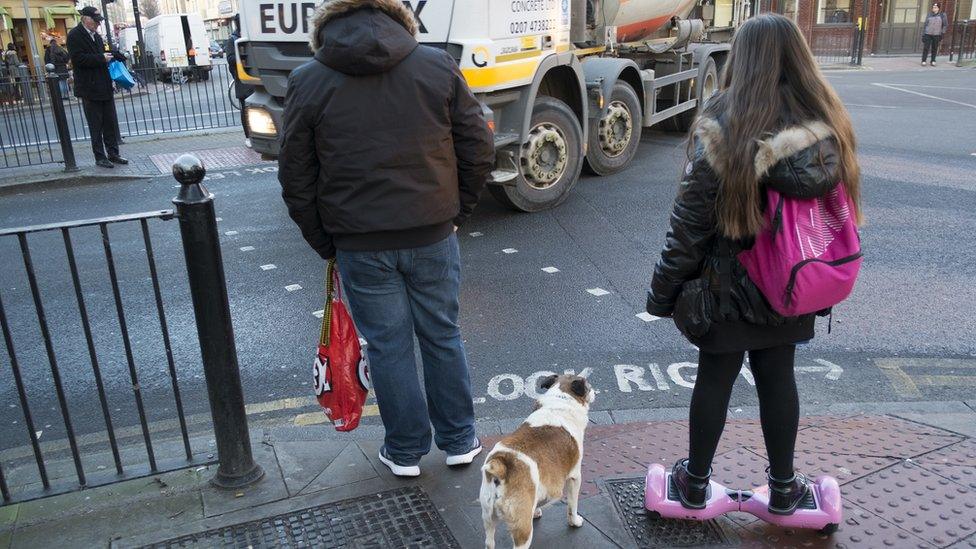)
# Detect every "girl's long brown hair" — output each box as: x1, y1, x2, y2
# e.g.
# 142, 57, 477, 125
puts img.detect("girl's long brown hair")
696, 13, 862, 239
